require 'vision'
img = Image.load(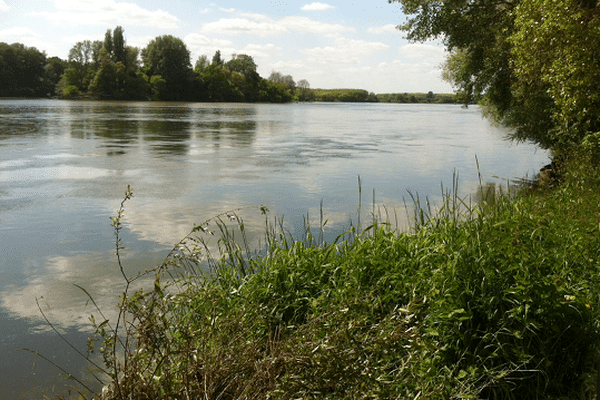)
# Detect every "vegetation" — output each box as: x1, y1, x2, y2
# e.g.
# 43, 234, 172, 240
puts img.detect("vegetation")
377, 91, 457, 104
1, 27, 455, 104
393, 0, 600, 151
0, 42, 63, 97
50, 148, 598, 400
11, 1, 600, 397
310, 88, 377, 102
